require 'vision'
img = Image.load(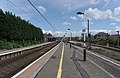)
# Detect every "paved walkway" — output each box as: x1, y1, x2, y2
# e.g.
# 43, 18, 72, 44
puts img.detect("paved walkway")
35, 42, 120, 78
0, 42, 52, 55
